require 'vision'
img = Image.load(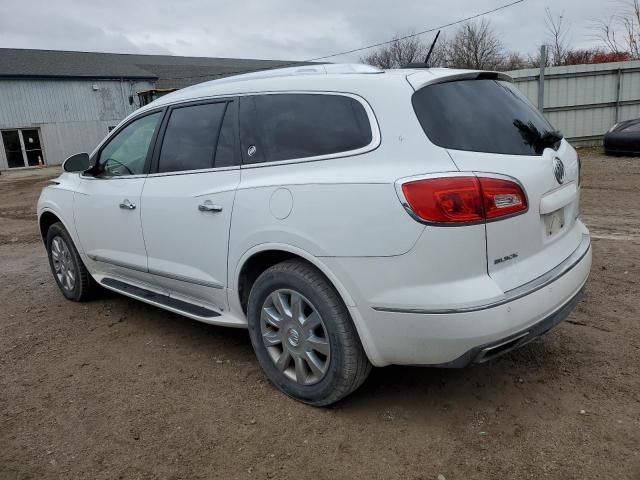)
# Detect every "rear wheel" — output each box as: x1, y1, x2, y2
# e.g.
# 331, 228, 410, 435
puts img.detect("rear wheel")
46, 222, 95, 301
247, 259, 371, 406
